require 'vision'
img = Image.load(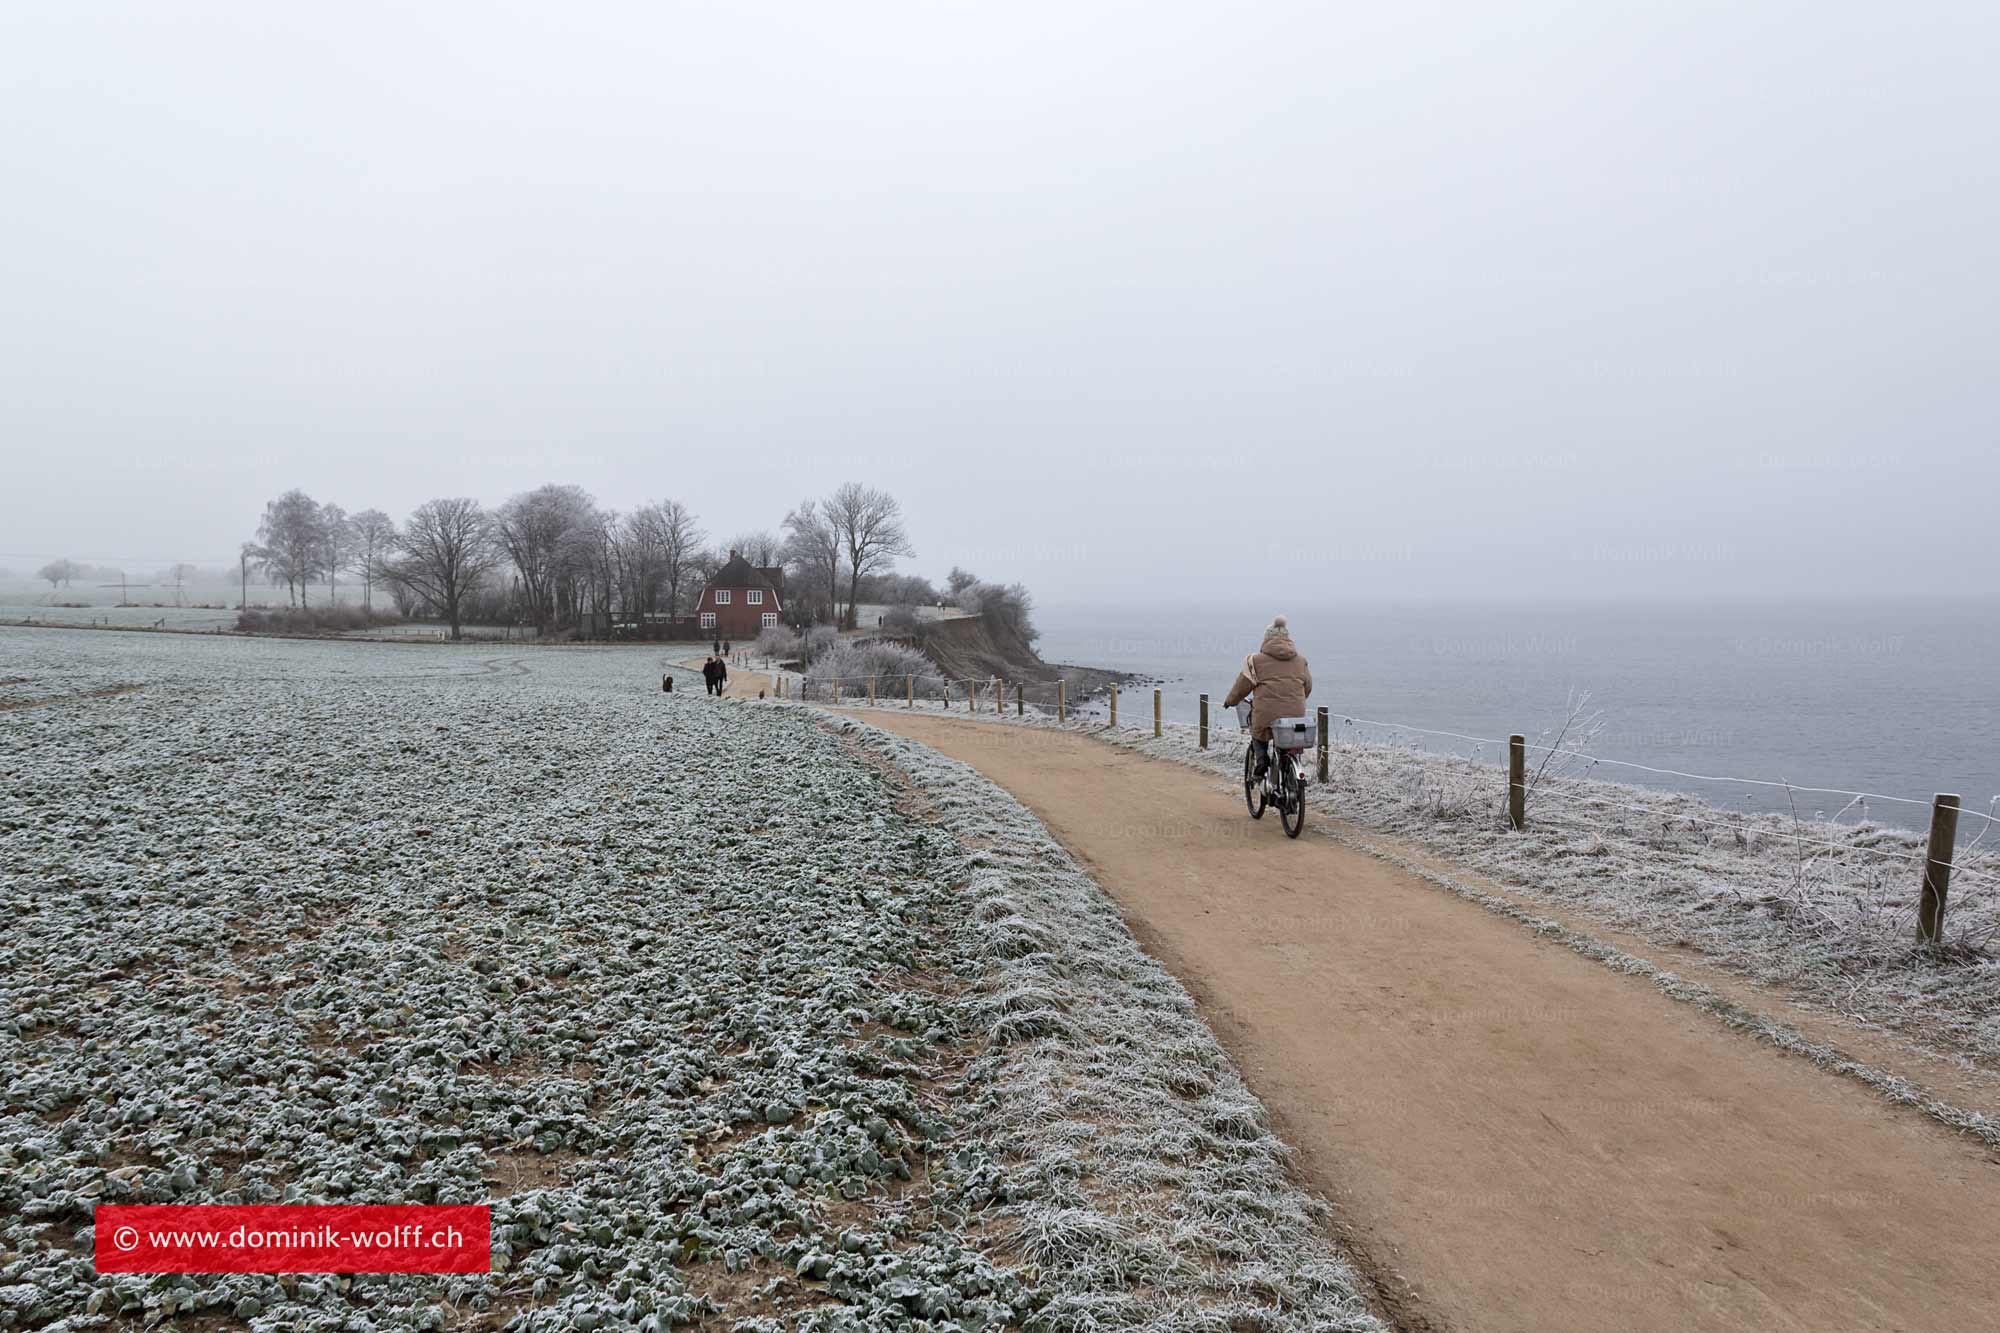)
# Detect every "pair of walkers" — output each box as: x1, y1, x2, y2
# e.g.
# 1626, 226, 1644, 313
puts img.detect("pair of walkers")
701, 656, 729, 695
